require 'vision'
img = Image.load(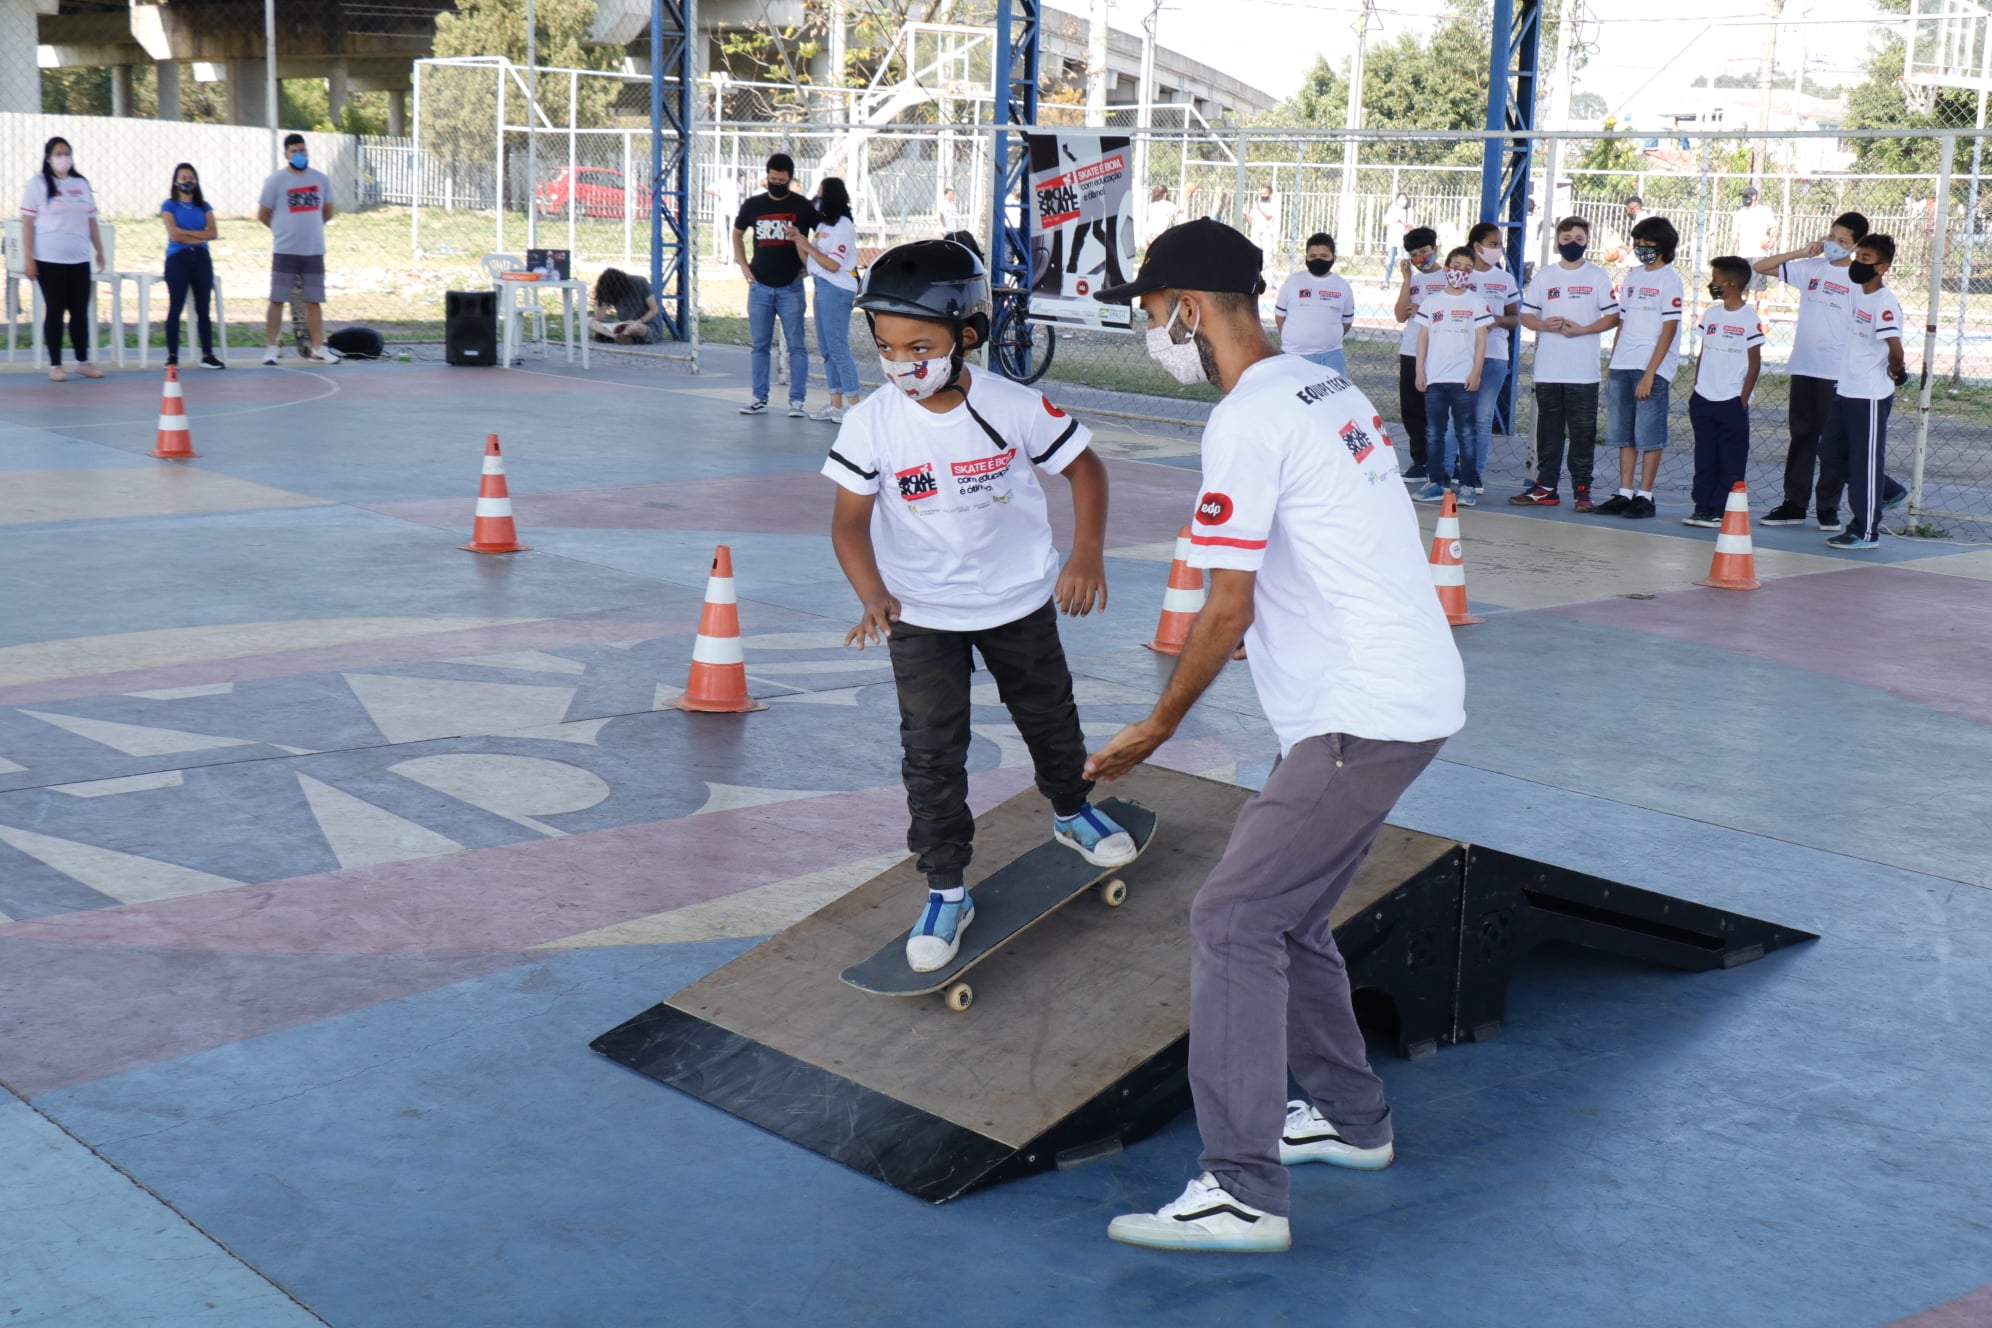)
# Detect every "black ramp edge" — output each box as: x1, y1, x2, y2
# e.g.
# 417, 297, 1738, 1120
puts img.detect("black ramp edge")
591, 1003, 1014, 1203
1455, 844, 1821, 1042
1337, 842, 1465, 1059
